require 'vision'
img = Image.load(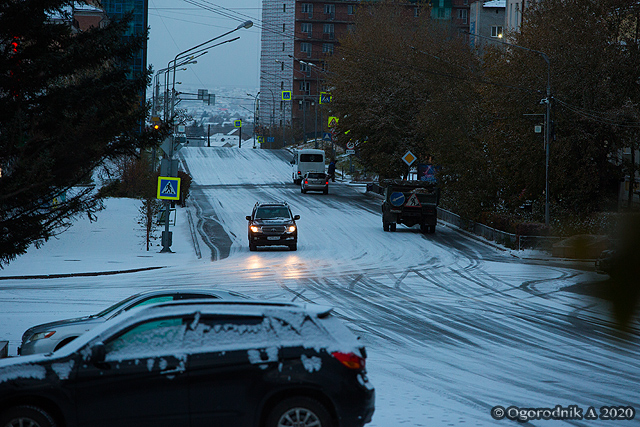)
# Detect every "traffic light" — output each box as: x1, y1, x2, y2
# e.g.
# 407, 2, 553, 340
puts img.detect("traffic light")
153, 123, 160, 131
11, 37, 18, 54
